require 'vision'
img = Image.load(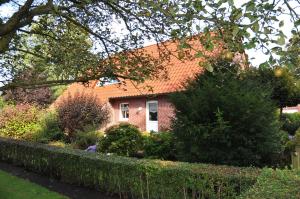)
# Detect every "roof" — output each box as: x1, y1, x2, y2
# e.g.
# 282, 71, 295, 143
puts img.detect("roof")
58, 36, 227, 102
94, 37, 224, 101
